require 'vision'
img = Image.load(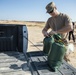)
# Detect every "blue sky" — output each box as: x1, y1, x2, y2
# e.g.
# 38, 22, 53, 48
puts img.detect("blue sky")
0, 0, 76, 22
